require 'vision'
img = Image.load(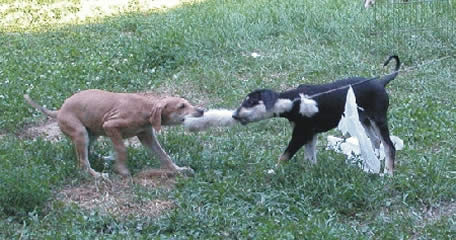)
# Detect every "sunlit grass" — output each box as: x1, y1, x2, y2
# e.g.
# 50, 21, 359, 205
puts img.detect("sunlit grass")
0, 0, 198, 32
